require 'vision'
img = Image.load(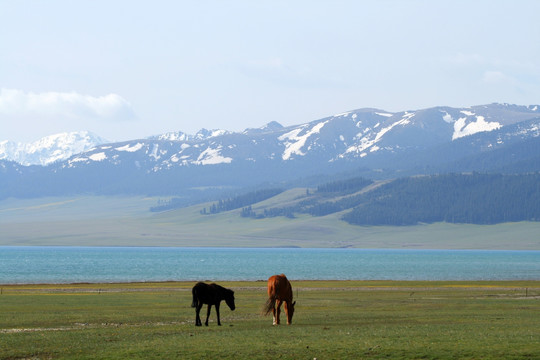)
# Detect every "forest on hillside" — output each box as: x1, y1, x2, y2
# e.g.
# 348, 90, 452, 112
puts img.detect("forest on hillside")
200, 188, 284, 215
341, 173, 540, 225
151, 172, 540, 226
236, 173, 540, 225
